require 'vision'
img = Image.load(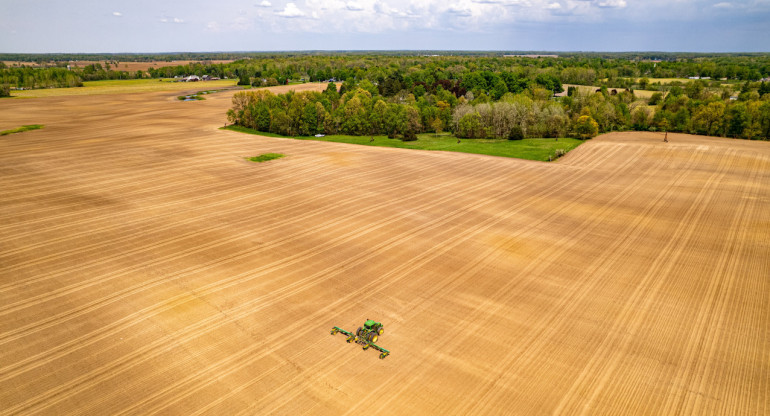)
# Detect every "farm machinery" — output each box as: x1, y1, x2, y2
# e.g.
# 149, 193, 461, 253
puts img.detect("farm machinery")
330, 319, 390, 359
